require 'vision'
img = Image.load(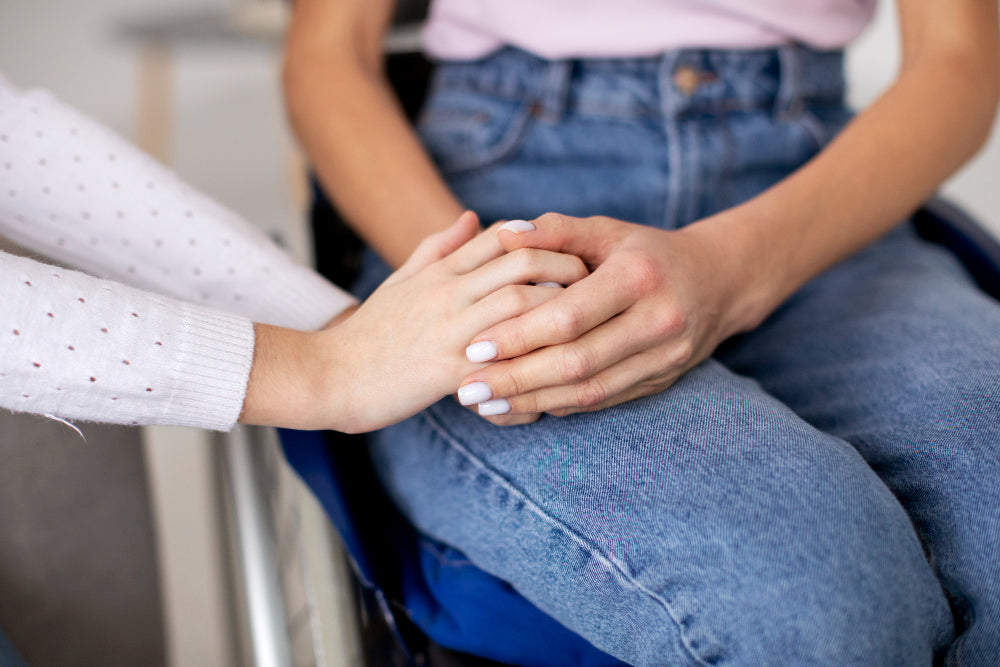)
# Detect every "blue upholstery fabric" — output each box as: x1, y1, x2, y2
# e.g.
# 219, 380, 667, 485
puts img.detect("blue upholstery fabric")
280, 428, 626, 666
